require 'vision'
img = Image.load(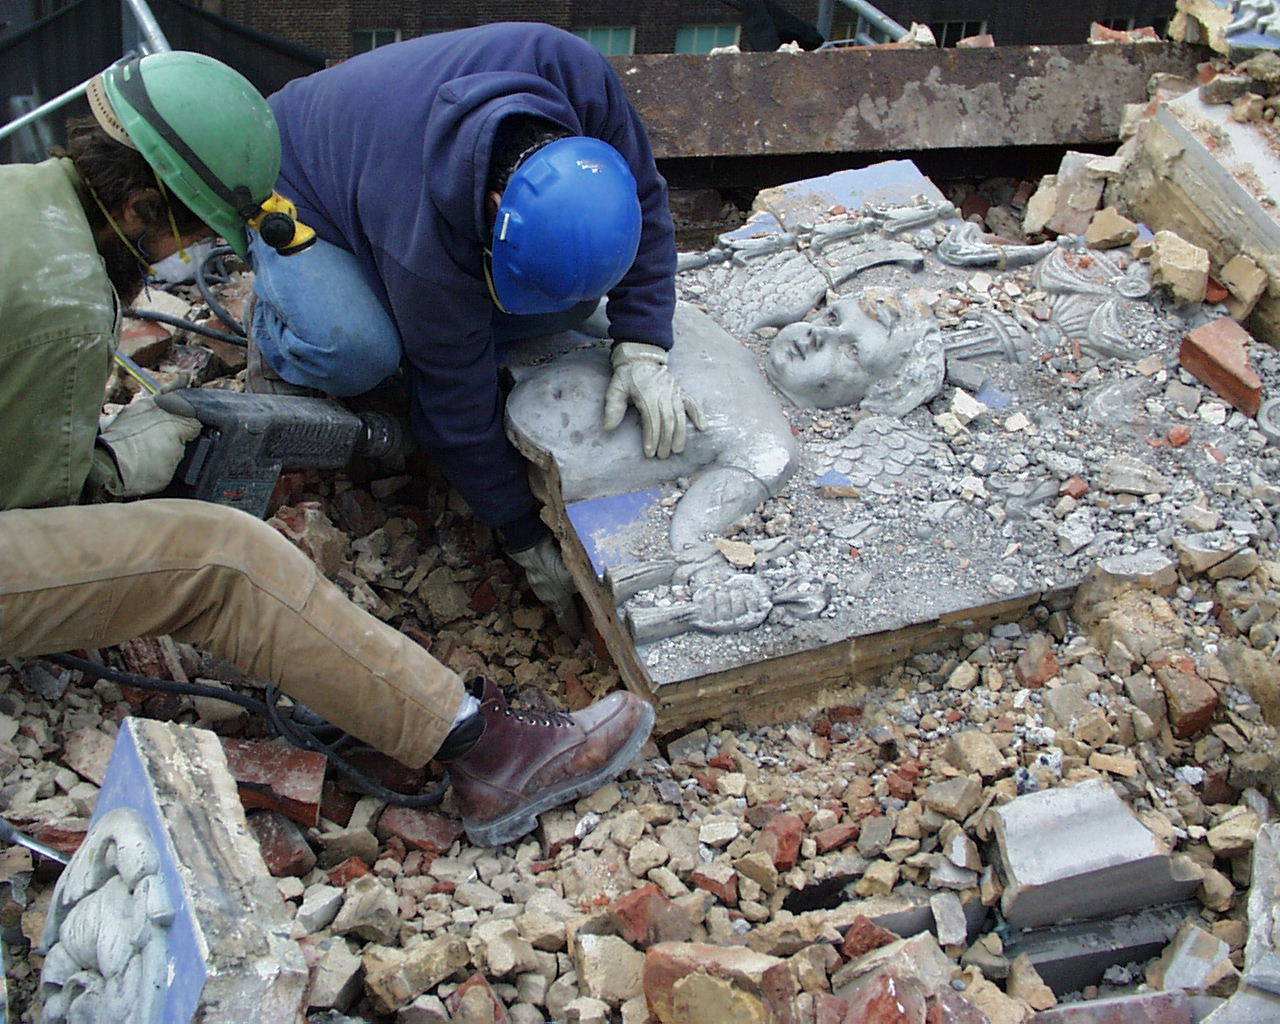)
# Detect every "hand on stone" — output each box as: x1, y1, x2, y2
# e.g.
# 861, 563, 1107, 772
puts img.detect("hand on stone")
690, 576, 772, 634
602, 341, 706, 459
